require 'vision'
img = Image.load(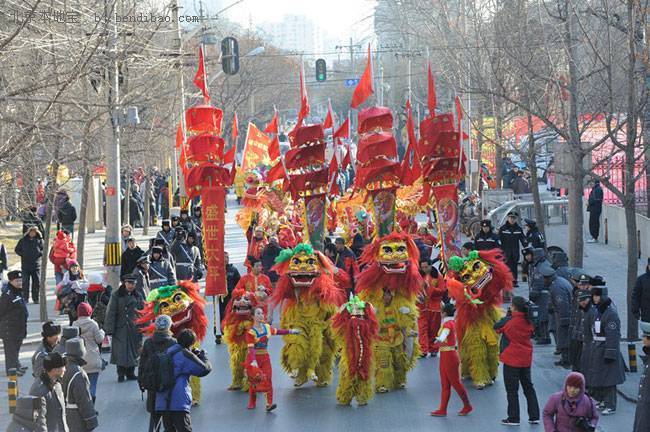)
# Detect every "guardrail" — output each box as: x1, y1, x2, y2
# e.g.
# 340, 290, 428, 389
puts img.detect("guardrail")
487, 198, 569, 228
